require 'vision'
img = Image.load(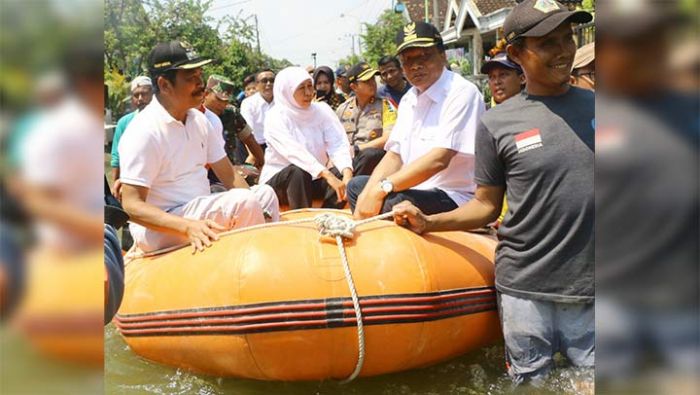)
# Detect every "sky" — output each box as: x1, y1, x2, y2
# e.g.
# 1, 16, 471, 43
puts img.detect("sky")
206, 0, 395, 68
